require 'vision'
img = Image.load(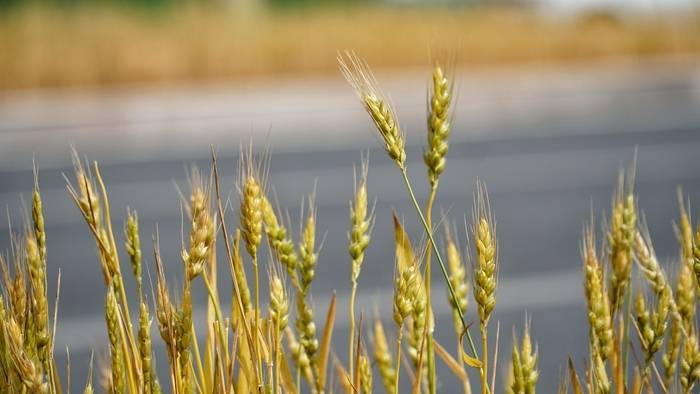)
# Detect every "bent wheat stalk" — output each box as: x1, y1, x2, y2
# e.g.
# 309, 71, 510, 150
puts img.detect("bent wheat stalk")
338, 51, 479, 368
